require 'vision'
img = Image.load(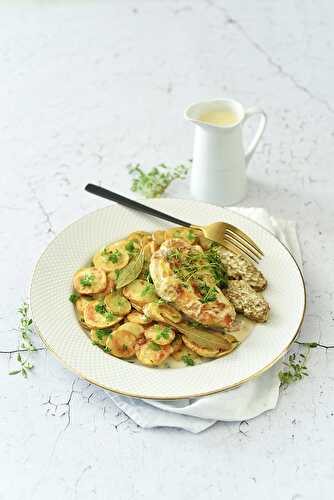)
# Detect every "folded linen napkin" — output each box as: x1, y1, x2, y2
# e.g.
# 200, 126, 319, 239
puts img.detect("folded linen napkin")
106, 208, 302, 433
